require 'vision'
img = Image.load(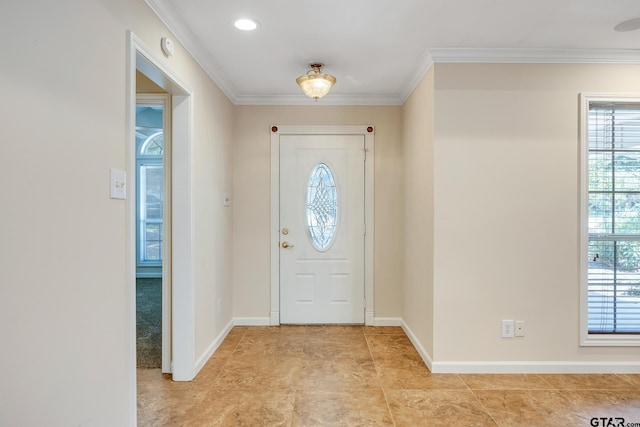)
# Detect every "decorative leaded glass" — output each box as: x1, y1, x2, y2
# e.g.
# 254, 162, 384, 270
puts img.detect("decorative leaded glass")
306, 163, 338, 250
142, 132, 163, 155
